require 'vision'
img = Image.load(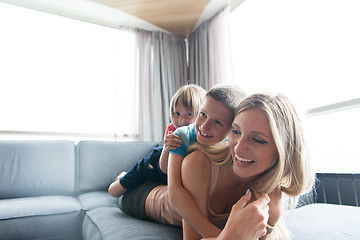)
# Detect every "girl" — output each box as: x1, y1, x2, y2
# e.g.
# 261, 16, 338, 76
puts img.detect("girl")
108, 84, 206, 198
